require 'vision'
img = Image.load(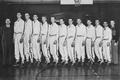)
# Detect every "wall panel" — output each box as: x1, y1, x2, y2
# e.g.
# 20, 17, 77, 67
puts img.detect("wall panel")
1, 0, 120, 3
